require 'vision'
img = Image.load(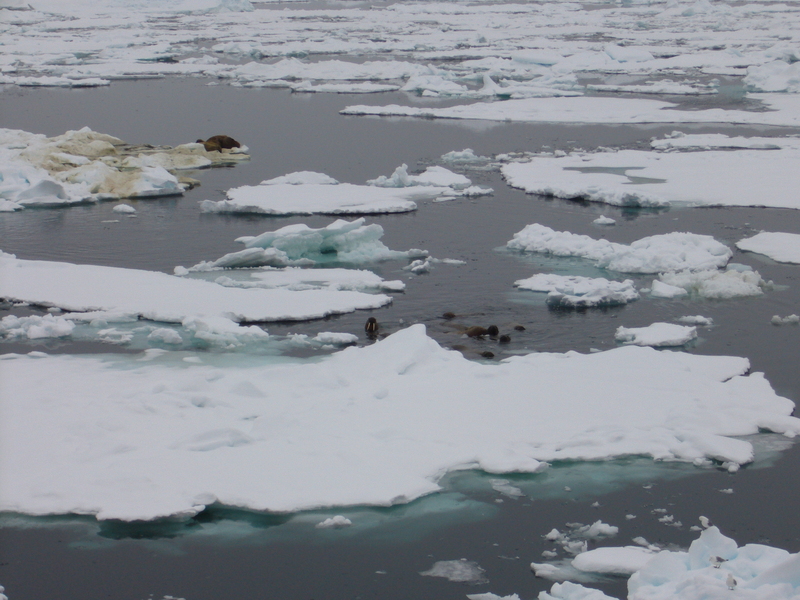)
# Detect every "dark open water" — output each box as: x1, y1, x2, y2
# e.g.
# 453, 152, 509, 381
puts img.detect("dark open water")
1, 79, 800, 599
